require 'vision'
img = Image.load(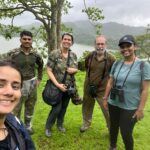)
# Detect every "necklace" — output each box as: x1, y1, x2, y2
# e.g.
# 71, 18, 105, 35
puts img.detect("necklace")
0, 128, 7, 130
